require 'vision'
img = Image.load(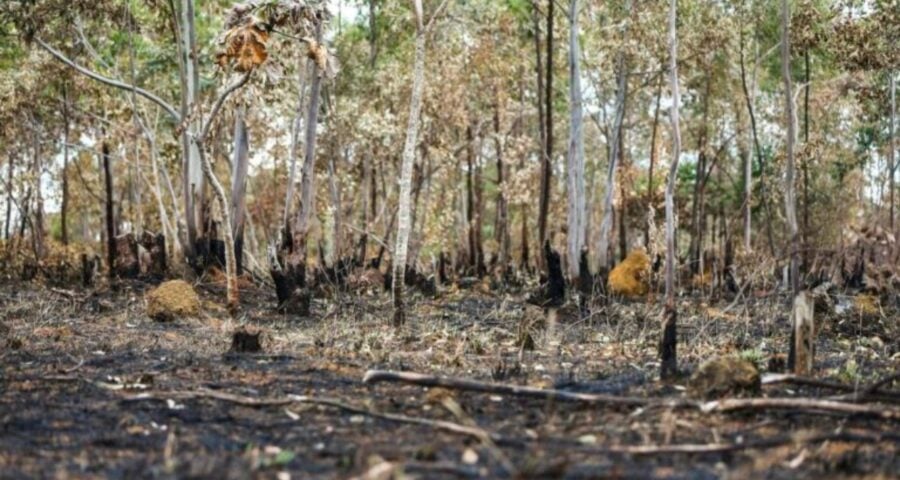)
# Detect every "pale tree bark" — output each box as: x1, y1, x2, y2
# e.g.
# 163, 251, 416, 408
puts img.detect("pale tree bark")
781, 0, 799, 297
194, 71, 252, 314
889, 72, 896, 235
739, 100, 752, 251
493, 92, 510, 276
660, 0, 682, 380
537, 0, 554, 255
597, 0, 632, 273
61, 84, 70, 246
781, 0, 805, 373
565, 0, 586, 280
178, 0, 204, 257
393, 0, 447, 326
282, 58, 310, 235
291, 20, 325, 284
230, 105, 250, 275
738, 19, 776, 257
30, 120, 46, 261
393, 1, 427, 327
